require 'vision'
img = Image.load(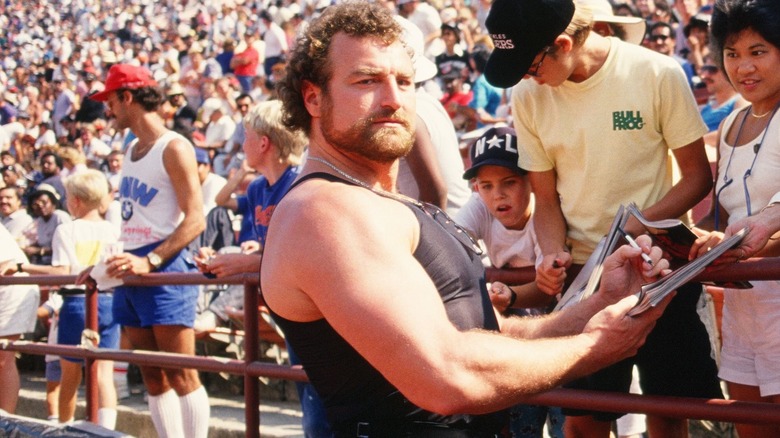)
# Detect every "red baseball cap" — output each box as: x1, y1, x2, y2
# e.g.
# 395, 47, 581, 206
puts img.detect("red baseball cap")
90, 64, 158, 102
